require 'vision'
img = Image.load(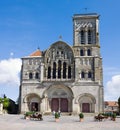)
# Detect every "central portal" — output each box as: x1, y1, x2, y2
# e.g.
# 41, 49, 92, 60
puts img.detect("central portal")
51, 98, 68, 112
44, 84, 73, 113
